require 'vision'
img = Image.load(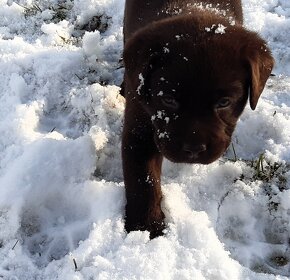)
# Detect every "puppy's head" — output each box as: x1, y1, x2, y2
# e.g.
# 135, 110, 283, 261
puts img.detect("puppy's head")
123, 15, 274, 164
